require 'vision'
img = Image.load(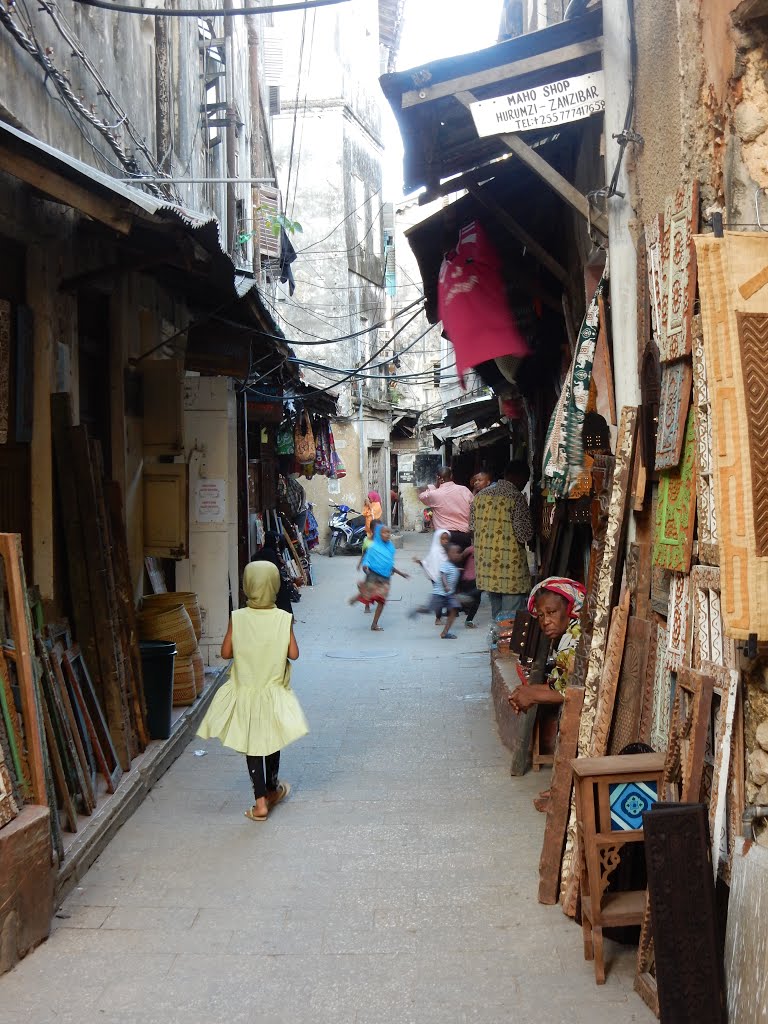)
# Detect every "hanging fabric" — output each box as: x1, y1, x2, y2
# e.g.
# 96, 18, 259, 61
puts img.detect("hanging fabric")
276, 419, 295, 455
314, 419, 331, 476
328, 423, 346, 479
542, 277, 604, 500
